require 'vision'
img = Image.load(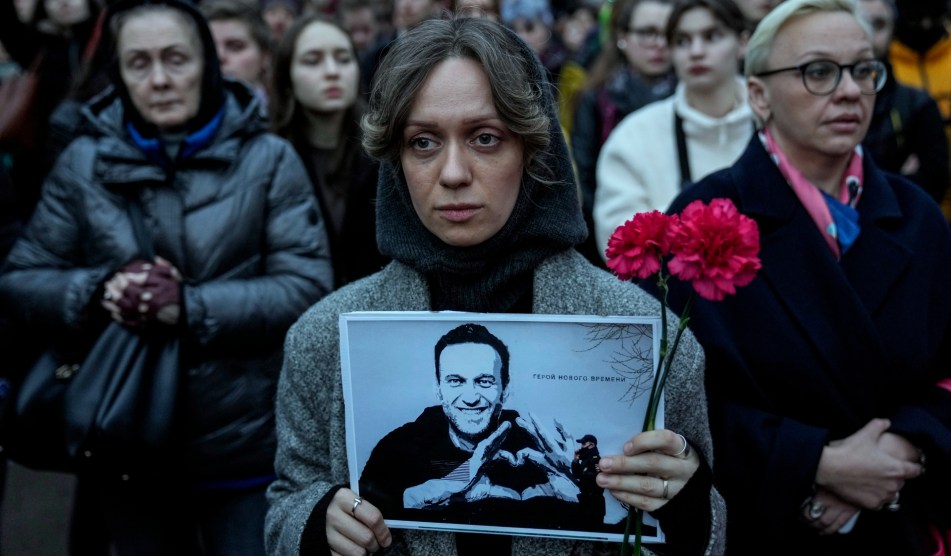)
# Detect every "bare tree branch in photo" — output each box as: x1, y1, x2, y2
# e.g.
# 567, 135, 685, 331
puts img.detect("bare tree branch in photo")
577, 323, 654, 405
